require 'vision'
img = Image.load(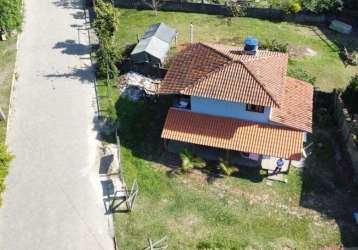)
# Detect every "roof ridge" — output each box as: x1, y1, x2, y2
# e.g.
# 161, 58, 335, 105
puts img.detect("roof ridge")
239, 51, 288, 63
199, 42, 234, 61
182, 60, 279, 108
178, 43, 232, 94
241, 61, 280, 107
180, 60, 234, 94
